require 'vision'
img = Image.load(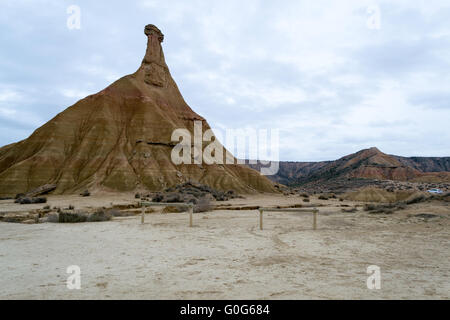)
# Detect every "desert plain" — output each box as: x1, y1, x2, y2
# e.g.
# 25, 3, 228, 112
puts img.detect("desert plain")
0, 192, 448, 299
